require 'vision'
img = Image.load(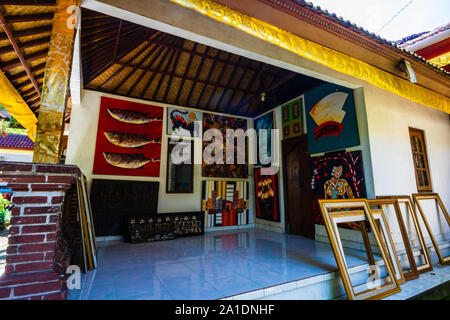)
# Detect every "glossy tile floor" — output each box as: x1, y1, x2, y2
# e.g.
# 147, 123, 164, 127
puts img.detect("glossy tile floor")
68, 229, 372, 300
